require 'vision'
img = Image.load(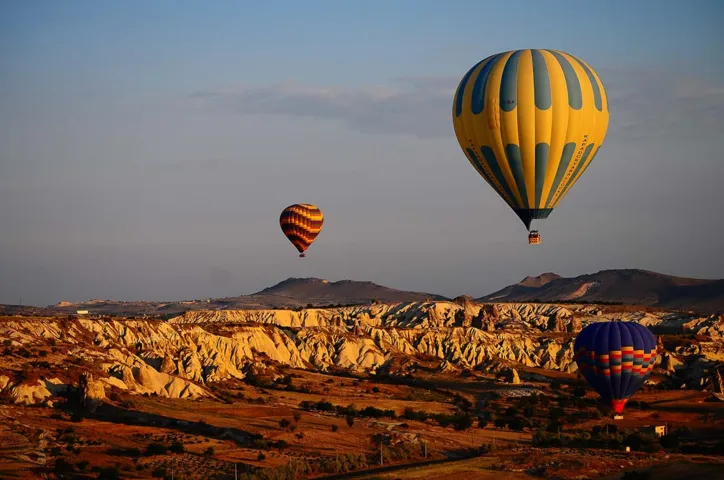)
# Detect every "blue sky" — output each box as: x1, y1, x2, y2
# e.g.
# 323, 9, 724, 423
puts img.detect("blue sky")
1, 1, 723, 305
